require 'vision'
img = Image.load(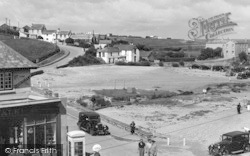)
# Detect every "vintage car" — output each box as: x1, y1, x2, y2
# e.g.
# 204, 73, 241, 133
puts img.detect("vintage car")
77, 111, 110, 136
208, 131, 250, 155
